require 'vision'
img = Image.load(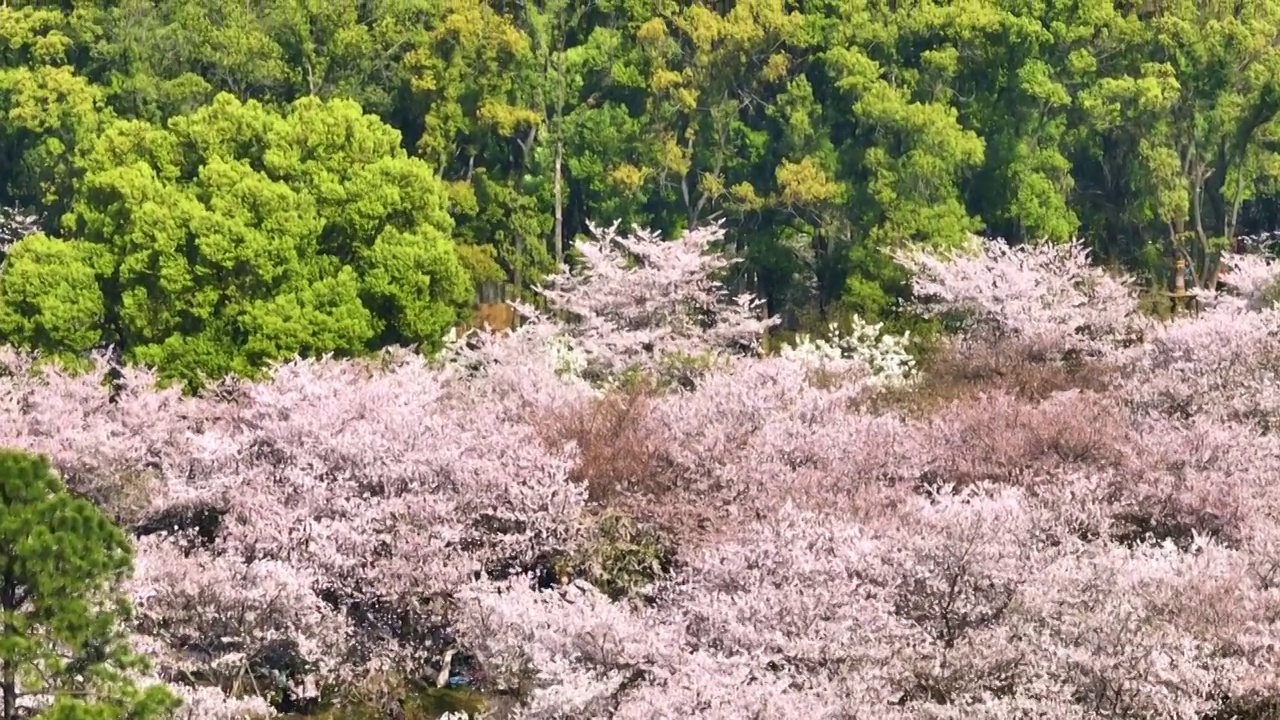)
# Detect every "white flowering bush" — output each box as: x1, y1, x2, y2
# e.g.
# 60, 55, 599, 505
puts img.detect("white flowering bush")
544, 331, 589, 378
0, 205, 39, 257
780, 317, 916, 387
443, 311, 590, 382
162, 683, 278, 720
